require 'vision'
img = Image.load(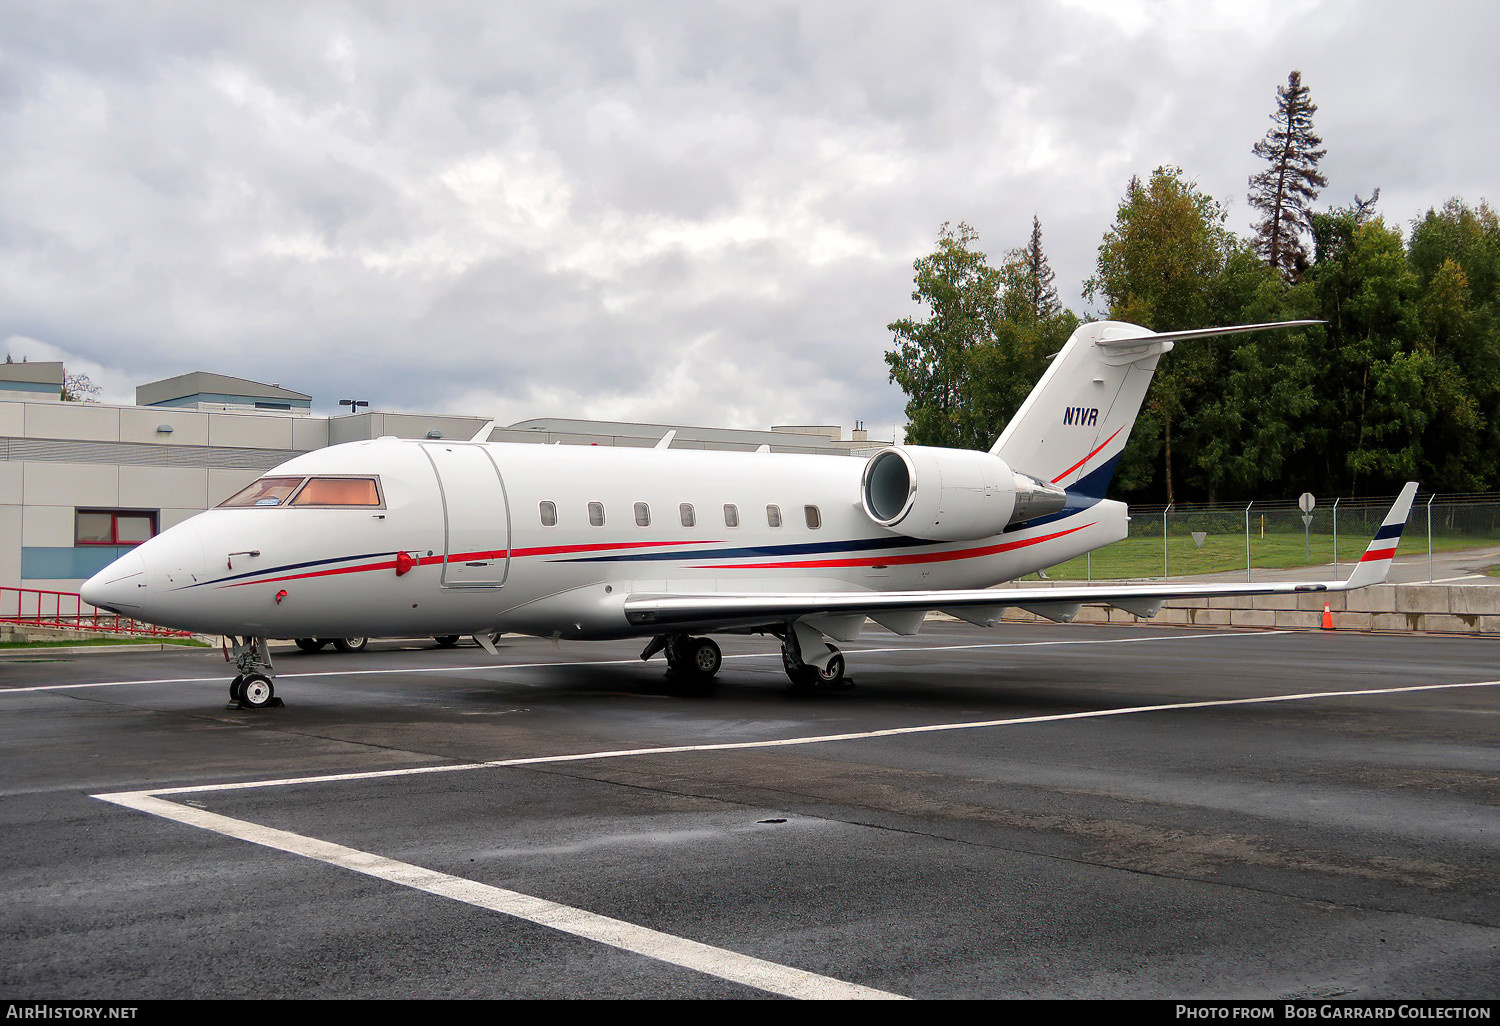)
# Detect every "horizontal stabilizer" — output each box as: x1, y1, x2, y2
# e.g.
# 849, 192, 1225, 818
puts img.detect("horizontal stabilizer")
1095, 320, 1324, 347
